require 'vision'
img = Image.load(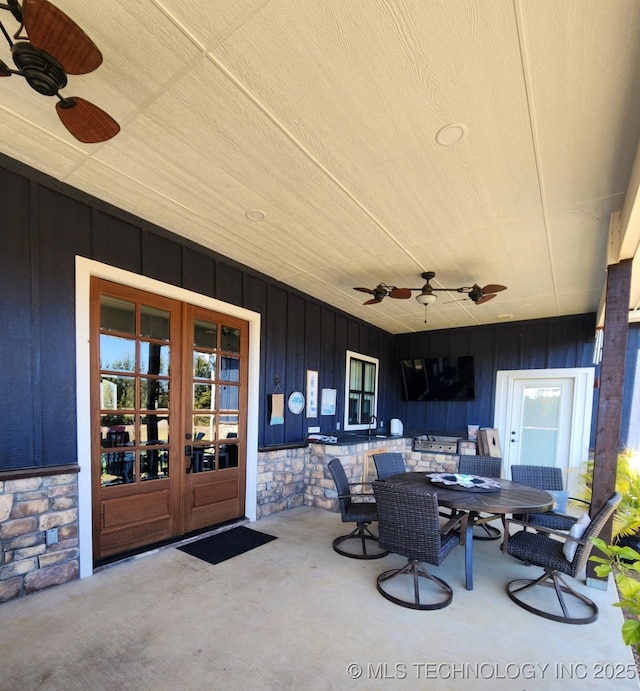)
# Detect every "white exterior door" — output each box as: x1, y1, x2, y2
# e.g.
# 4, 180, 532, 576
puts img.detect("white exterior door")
494, 368, 595, 494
